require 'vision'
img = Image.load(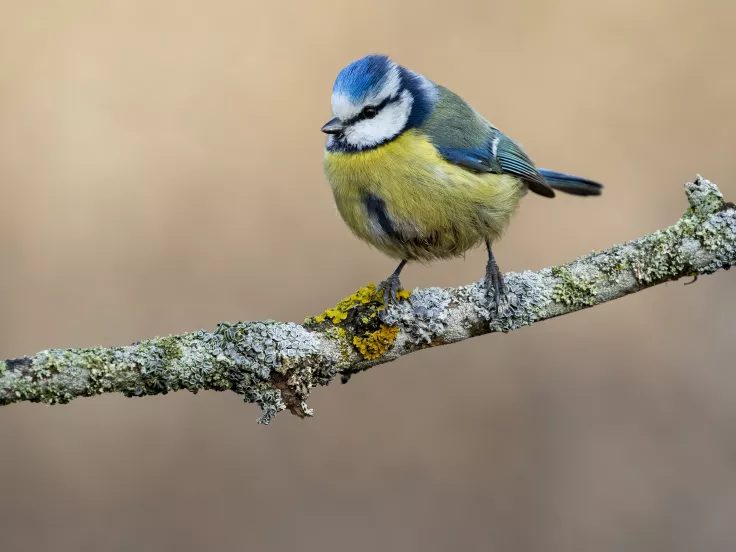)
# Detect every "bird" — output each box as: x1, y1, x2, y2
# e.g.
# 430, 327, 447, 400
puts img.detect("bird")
321, 54, 602, 312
